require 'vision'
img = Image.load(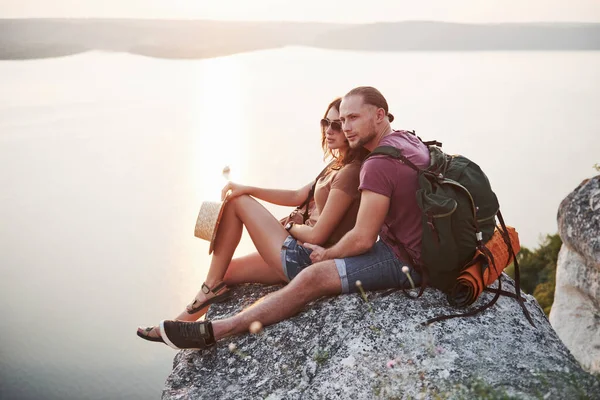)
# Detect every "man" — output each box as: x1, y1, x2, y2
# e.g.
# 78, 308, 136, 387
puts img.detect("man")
159, 86, 431, 350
